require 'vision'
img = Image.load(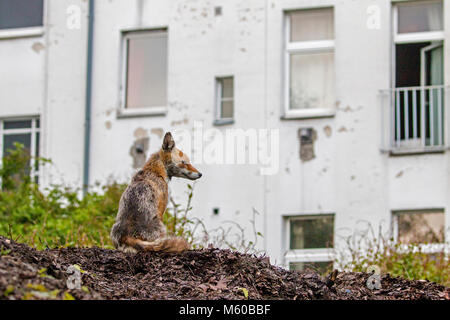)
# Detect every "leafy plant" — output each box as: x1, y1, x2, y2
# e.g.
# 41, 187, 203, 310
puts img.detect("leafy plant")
335, 221, 449, 286
0, 143, 125, 249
